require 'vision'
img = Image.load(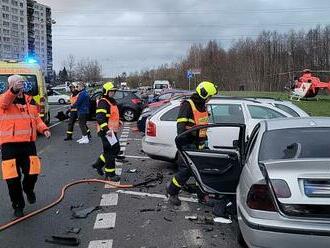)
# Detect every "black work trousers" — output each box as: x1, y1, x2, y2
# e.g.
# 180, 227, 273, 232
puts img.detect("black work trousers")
100, 134, 120, 175
78, 114, 89, 136
1, 142, 38, 209
66, 111, 78, 135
